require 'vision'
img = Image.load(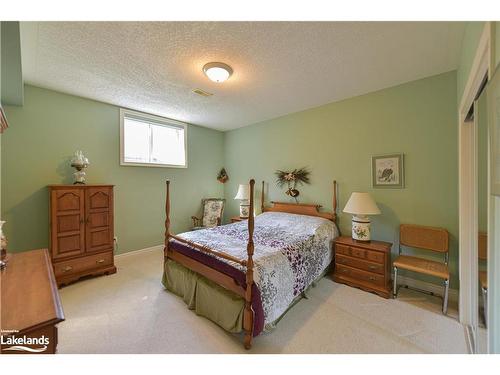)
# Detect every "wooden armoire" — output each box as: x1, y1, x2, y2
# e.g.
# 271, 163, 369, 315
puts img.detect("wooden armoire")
49, 185, 116, 286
